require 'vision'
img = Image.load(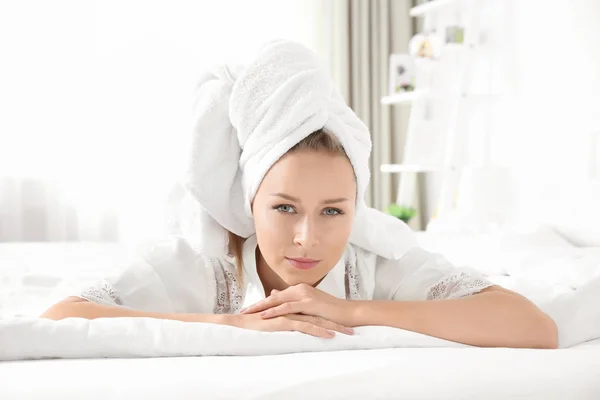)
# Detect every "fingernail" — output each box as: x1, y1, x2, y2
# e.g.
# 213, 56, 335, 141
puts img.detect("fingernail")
260, 311, 267, 317
240, 308, 247, 313
327, 330, 336, 336
344, 328, 354, 335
